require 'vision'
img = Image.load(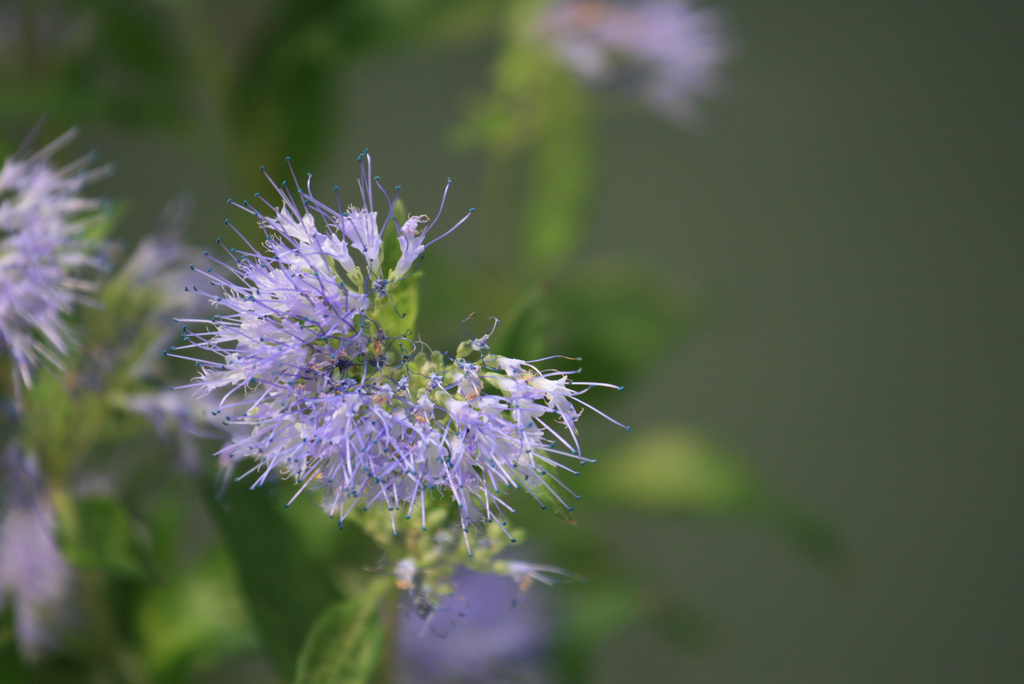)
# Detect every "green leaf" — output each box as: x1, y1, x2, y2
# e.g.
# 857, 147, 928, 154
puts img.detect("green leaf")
584, 426, 845, 568
551, 258, 705, 382
521, 78, 595, 273
0, 634, 87, 683
491, 284, 551, 362
58, 496, 151, 579
562, 582, 642, 648
493, 258, 704, 380
553, 581, 644, 683
0, 634, 29, 684
20, 373, 109, 479
204, 482, 338, 680
137, 548, 257, 679
585, 426, 763, 514
294, 580, 390, 684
